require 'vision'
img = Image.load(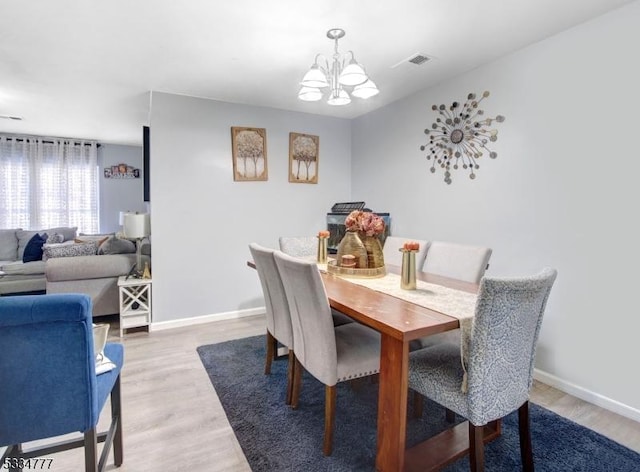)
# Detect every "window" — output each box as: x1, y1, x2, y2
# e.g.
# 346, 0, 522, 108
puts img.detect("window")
0, 135, 99, 233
